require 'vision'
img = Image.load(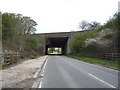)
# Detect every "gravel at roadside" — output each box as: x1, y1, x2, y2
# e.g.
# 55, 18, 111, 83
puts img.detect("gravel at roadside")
0, 55, 48, 88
